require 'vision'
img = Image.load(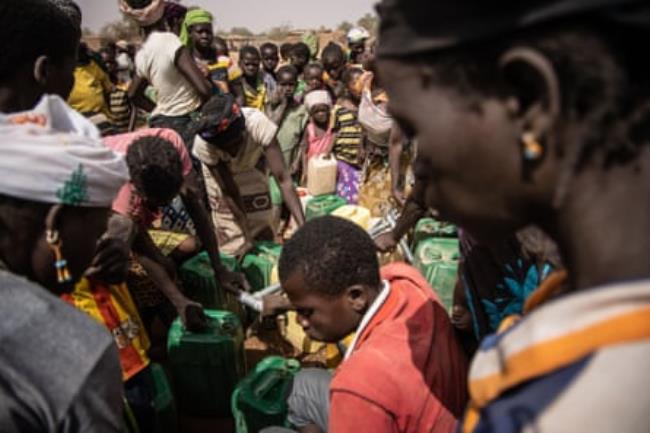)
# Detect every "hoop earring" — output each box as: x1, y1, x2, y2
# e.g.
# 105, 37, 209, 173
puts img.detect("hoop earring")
46, 230, 72, 285
521, 132, 544, 161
